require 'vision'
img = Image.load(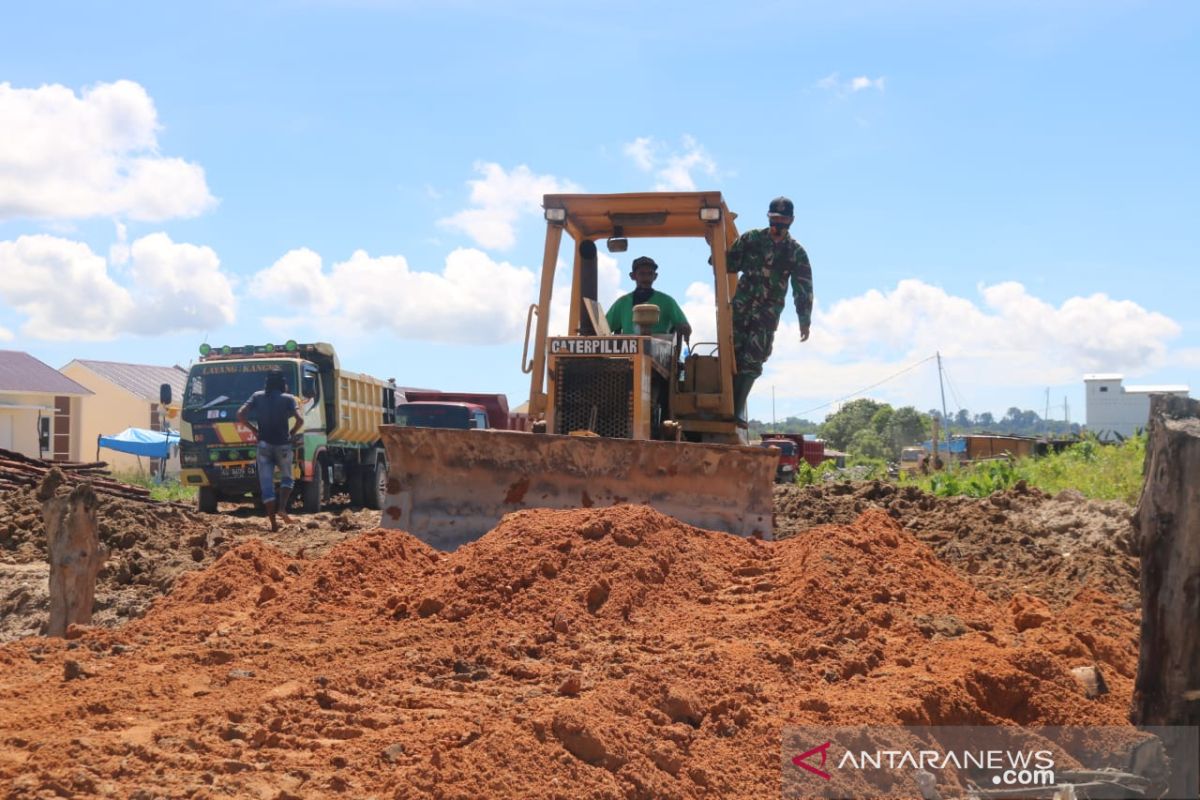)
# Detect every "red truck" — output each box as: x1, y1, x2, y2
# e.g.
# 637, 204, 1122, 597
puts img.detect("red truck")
396, 392, 530, 431
762, 433, 826, 469
760, 437, 800, 483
